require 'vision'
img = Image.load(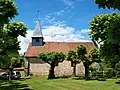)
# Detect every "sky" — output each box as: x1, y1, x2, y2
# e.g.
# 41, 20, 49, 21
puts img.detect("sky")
13, 0, 118, 54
